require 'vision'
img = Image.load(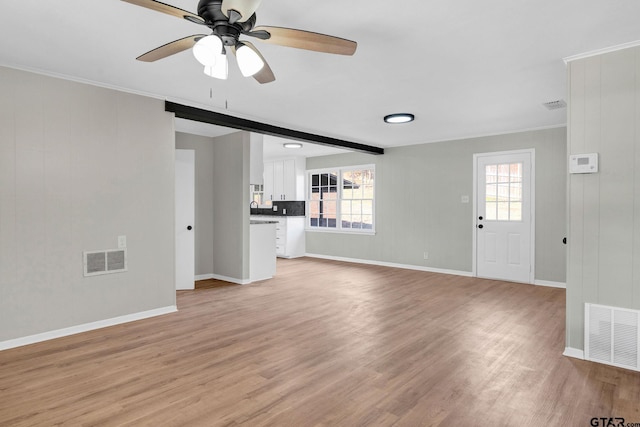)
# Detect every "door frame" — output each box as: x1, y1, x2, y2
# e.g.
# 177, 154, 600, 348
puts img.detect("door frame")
472, 148, 536, 283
